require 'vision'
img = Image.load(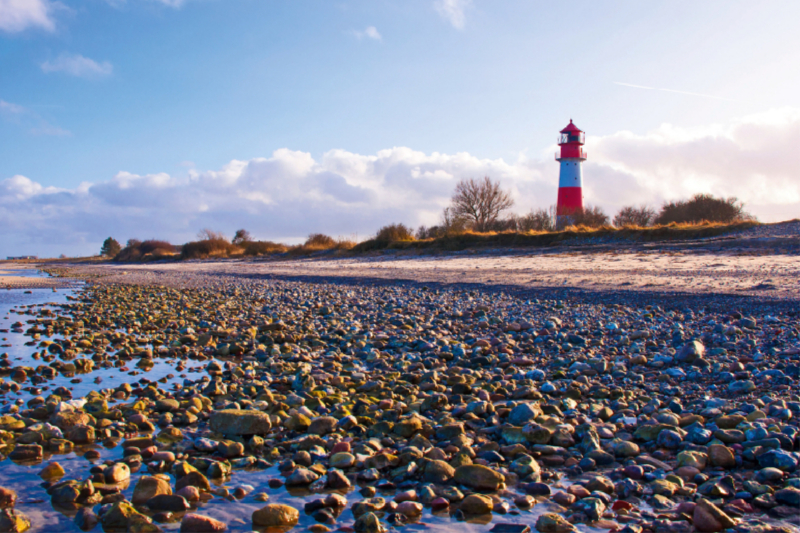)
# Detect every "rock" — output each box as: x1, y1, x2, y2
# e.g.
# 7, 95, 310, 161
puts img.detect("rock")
307, 416, 337, 436
66, 424, 95, 444
74, 508, 98, 531
708, 444, 735, 468
395, 501, 423, 517
677, 340, 704, 362
536, 513, 575, 533
692, 505, 722, 533
175, 471, 211, 493
133, 476, 172, 504
209, 410, 271, 436
0, 509, 30, 533
104, 463, 131, 483
460, 494, 493, 515
424, 460, 455, 484
676, 451, 707, 469
51, 411, 91, 430
100, 501, 154, 531
8, 445, 42, 462
693, 498, 738, 532
0, 489, 16, 510
179, 514, 227, 533
330, 452, 355, 468
775, 488, 800, 507
614, 440, 640, 457
176, 486, 201, 502
38, 462, 65, 481
326, 469, 351, 490
394, 417, 423, 438
508, 403, 541, 425
146, 495, 190, 512
252, 504, 299, 528
353, 512, 385, 533
523, 424, 553, 444
286, 467, 319, 485
284, 413, 311, 432
217, 440, 244, 458
758, 449, 798, 471
454, 465, 504, 490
